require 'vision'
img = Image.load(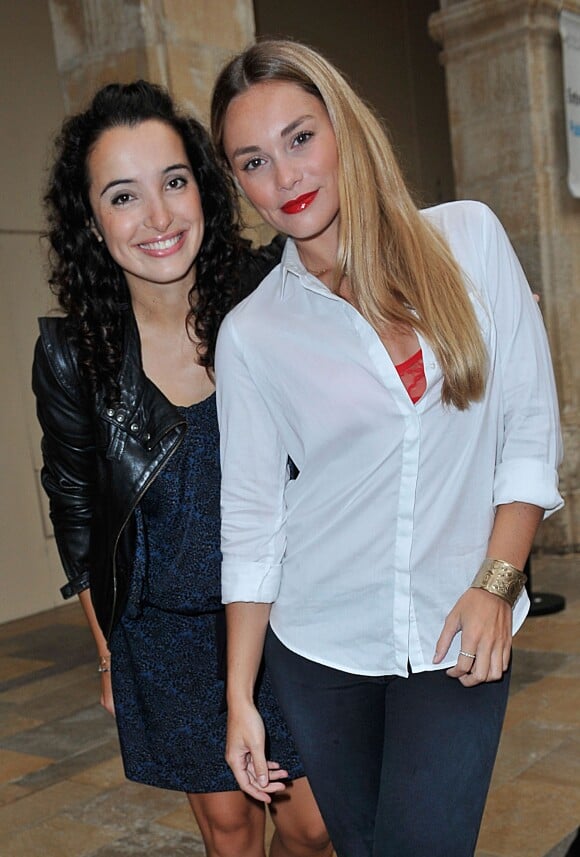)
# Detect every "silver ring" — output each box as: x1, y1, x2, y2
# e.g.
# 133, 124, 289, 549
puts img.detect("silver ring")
459, 650, 476, 659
